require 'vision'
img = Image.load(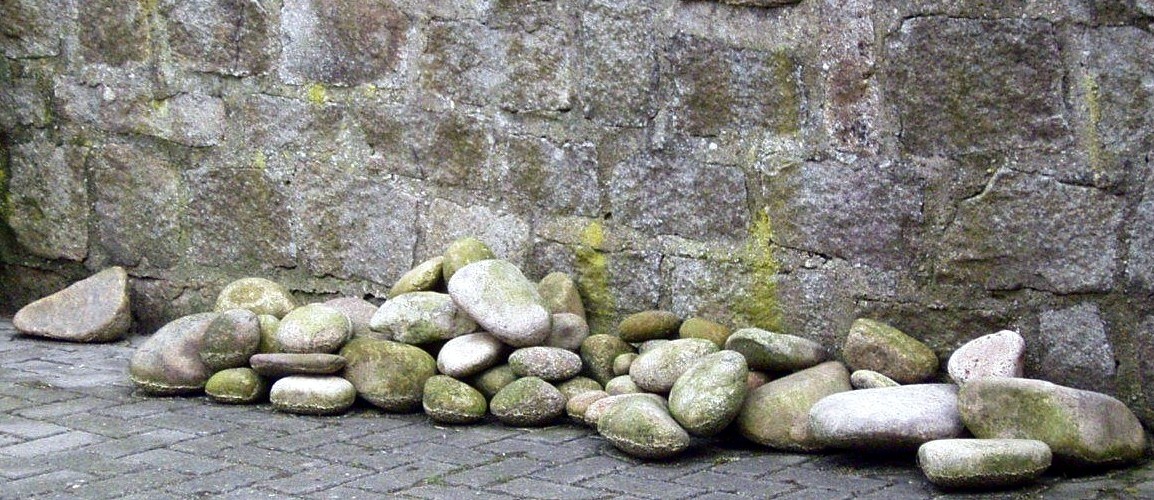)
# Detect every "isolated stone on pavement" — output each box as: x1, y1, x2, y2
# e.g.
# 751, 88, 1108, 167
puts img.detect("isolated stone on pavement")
129, 312, 218, 395
669, 350, 749, 437
948, 330, 1026, 384
442, 237, 496, 282
448, 259, 551, 347
581, 334, 637, 385
388, 256, 444, 298
490, 376, 567, 427
629, 338, 719, 393
214, 277, 297, 318
538, 272, 586, 319
842, 318, 939, 383
423, 375, 487, 424
205, 367, 267, 404
249, 353, 346, 377
606, 375, 643, 395
618, 310, 682, 343
509, 346, 582, 381
678, 317, 731, 348
598, 394, 691, 459
472, 364, 518, 399
725, 328, 828, 372
850, 370, 900, 389
369, 292, 477, 344
200, 309, 261, 372
739, 361, 851, 450
545, 313, 589, 351
271, 303, 352, 354
14, 266, 131, 342
270, 375, 356, 415
341, 337, 437, 412
810, 384, 965, 451
918, 439, 1052, 489
437, 332, 506, 378
323, 297, 378, 339
958, 378, 1147, 467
